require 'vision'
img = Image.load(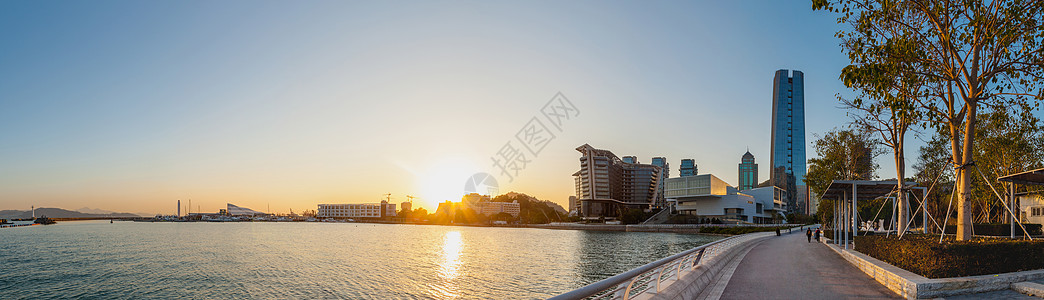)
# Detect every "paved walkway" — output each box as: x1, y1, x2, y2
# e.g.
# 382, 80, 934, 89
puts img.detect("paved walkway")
714, 229, 900, 300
